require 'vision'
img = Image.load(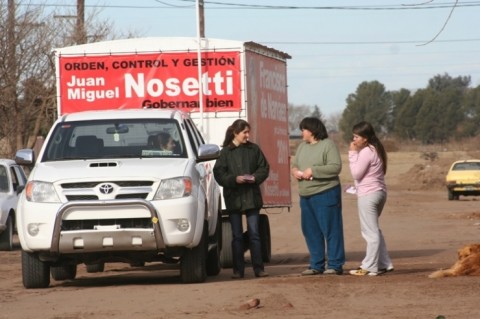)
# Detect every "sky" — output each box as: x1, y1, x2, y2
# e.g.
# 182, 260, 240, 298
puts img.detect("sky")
53, 0, 480, 116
